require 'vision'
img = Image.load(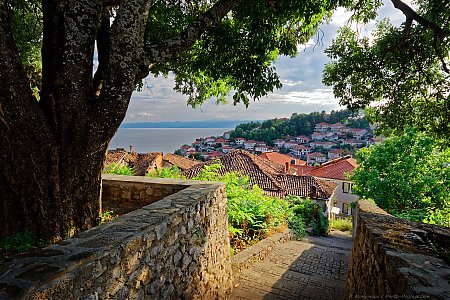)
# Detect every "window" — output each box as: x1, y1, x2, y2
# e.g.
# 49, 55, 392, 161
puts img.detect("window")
291, 159, 296, 164
342, 203, 349, 215
342, 182, 352, 193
